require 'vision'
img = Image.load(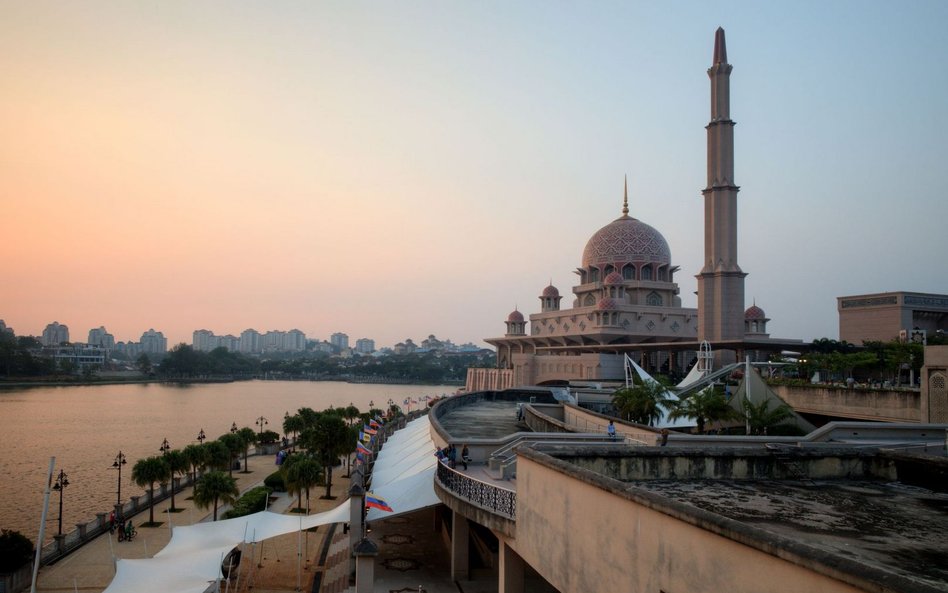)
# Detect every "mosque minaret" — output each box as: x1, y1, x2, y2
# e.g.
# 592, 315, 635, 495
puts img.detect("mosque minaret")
696, 27, 747, 358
